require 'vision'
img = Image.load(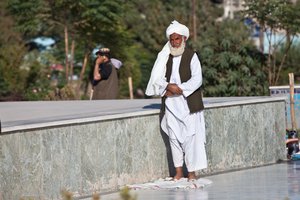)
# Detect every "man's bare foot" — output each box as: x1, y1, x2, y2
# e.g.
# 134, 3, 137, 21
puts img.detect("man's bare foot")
188, 172, 197, 181
174, 167, 183, 180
